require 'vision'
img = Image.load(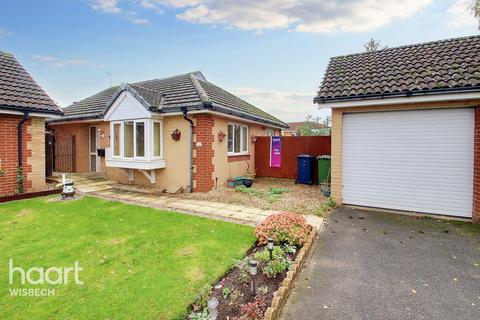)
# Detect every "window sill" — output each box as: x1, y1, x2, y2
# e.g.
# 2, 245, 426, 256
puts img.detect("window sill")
106, 158, 166, 170
228, 154, 250, 162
